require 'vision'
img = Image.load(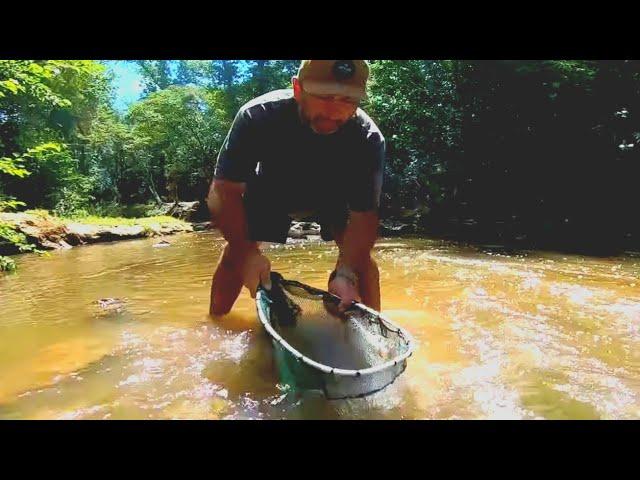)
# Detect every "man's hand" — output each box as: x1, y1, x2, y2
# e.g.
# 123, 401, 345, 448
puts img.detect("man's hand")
221, 243, 272, 298
238, 247, 272, 298
328, 268, 361, 312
